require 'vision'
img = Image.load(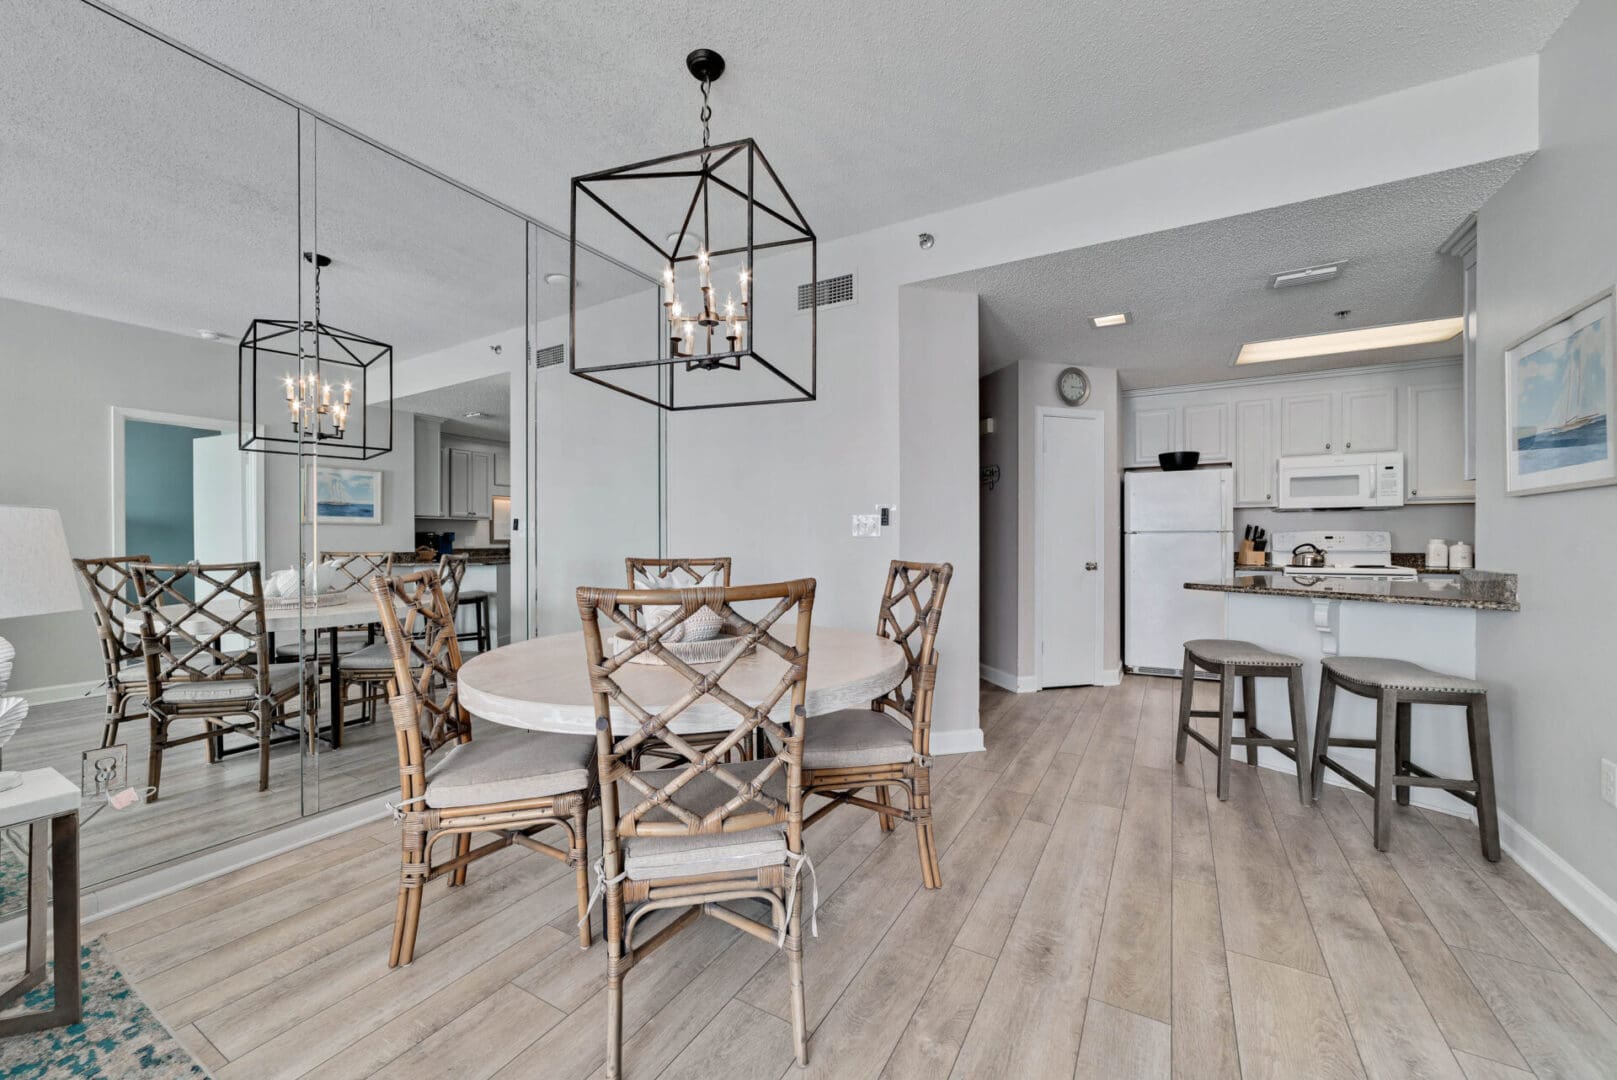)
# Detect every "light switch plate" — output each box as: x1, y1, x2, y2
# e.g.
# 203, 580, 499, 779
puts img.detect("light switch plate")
82, 744, 128, 799
851, 513, 880, 538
